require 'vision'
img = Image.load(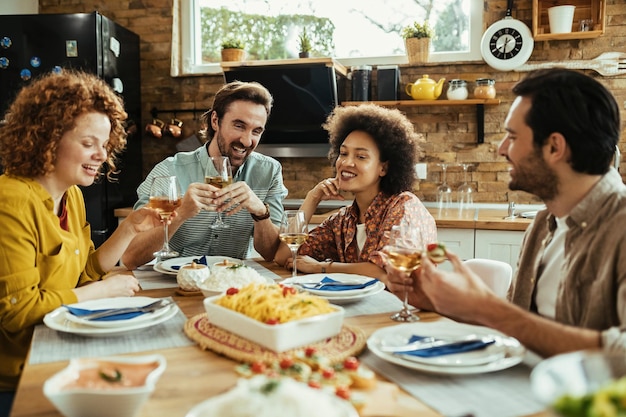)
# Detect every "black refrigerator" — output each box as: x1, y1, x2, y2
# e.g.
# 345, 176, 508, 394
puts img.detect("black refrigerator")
0, 12, 142, 247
